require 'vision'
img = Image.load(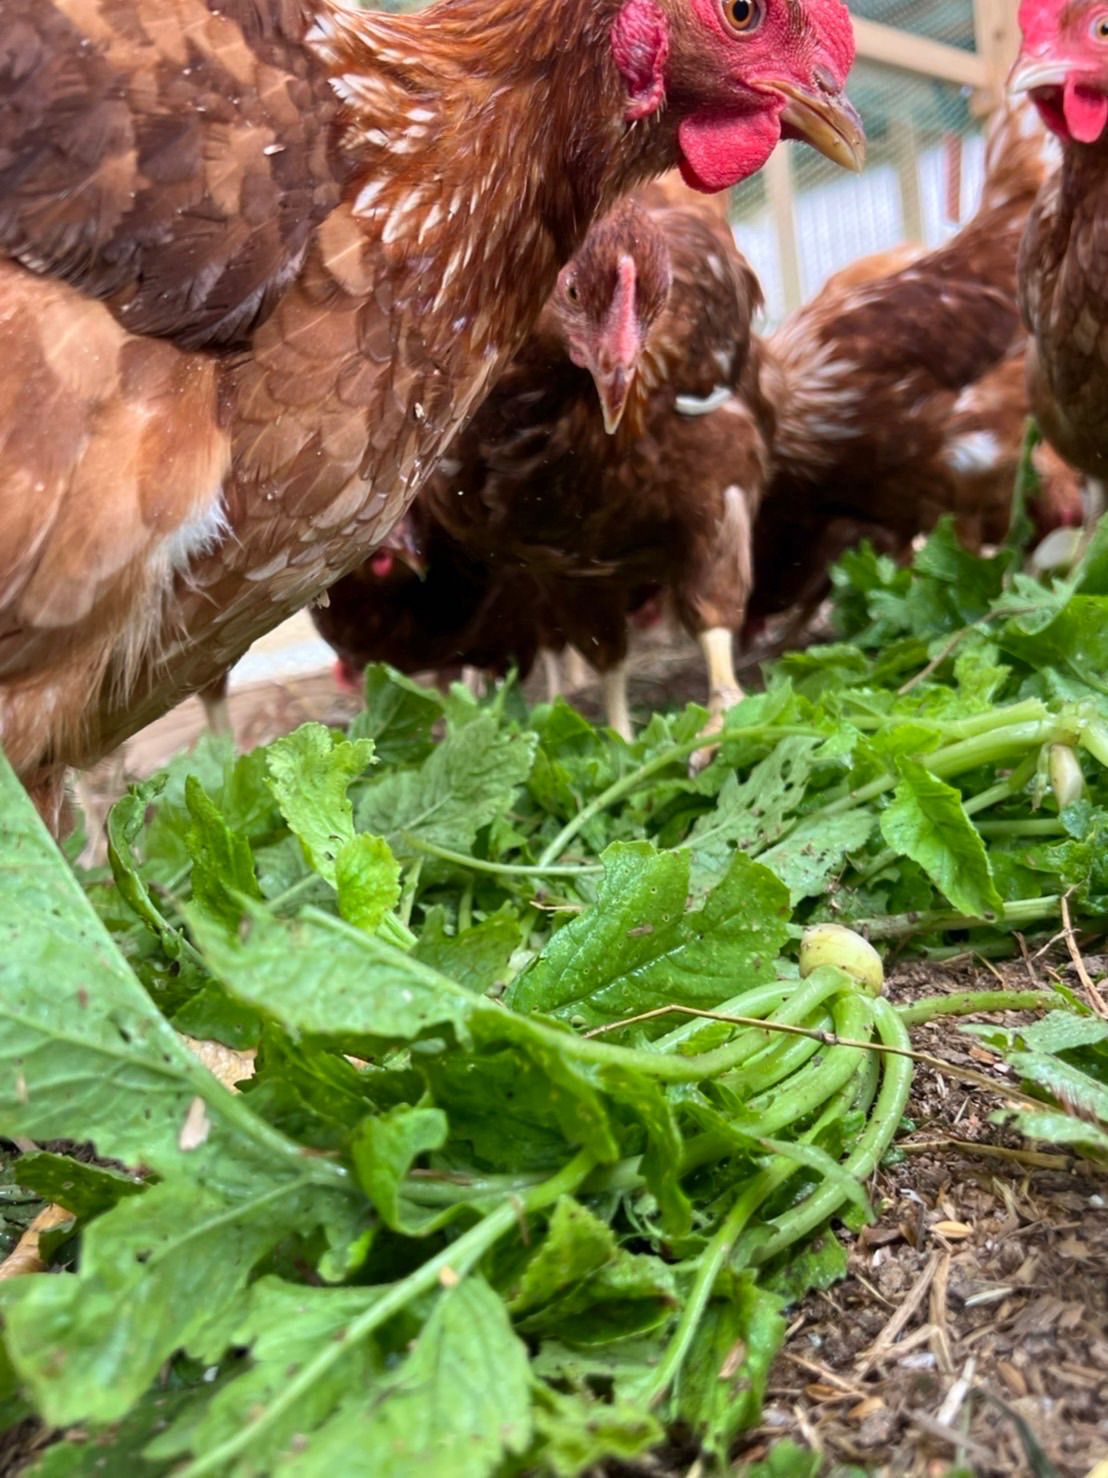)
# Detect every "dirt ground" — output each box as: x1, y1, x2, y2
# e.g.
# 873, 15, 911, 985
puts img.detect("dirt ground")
18, 635, 1108, 1476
